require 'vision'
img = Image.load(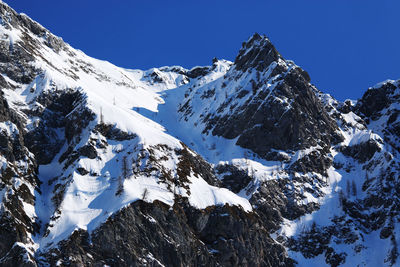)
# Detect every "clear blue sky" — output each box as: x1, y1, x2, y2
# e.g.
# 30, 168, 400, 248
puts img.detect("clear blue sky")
5, 0, 400, 100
